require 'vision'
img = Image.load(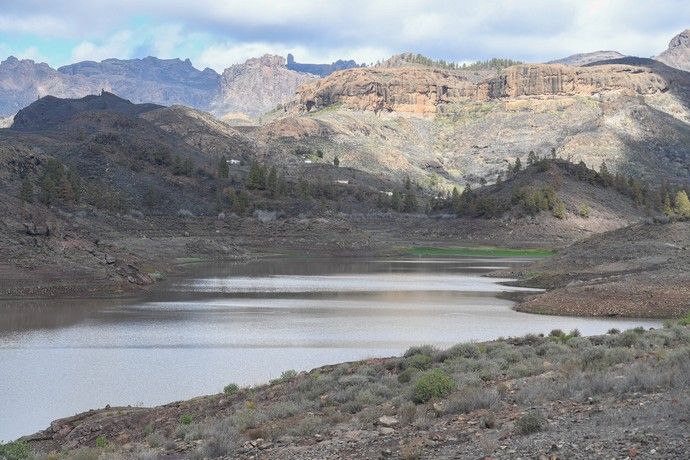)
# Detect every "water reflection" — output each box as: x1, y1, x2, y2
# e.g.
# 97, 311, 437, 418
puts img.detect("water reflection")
0, 256, 660, 441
